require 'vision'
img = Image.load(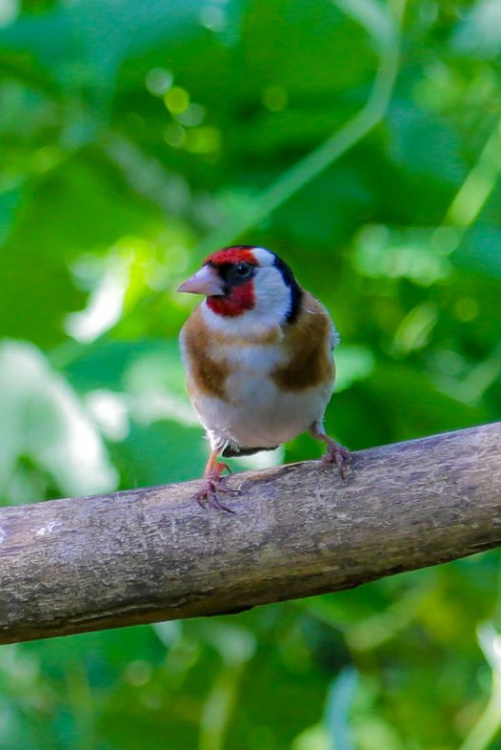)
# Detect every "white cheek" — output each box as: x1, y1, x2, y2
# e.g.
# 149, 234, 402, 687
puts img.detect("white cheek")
253, 266, 291, 322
